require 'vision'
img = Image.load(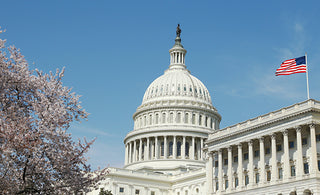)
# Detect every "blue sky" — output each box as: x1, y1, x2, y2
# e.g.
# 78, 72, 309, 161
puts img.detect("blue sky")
1, 0, 320, 169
